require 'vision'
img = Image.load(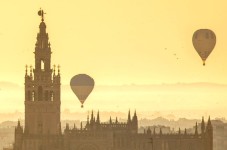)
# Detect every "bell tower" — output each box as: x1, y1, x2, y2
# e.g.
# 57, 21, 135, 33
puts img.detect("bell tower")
24, 9, 61, 135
